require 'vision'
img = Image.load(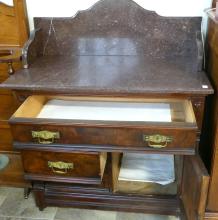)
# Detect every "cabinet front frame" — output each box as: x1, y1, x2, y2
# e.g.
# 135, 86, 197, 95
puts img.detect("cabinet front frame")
9, 91, 209, 220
